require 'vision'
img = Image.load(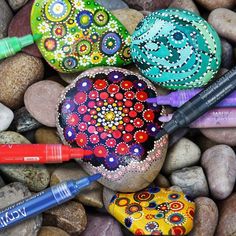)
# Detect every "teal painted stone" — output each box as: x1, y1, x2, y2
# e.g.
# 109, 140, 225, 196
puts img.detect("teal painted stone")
131, 8, 222, 90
